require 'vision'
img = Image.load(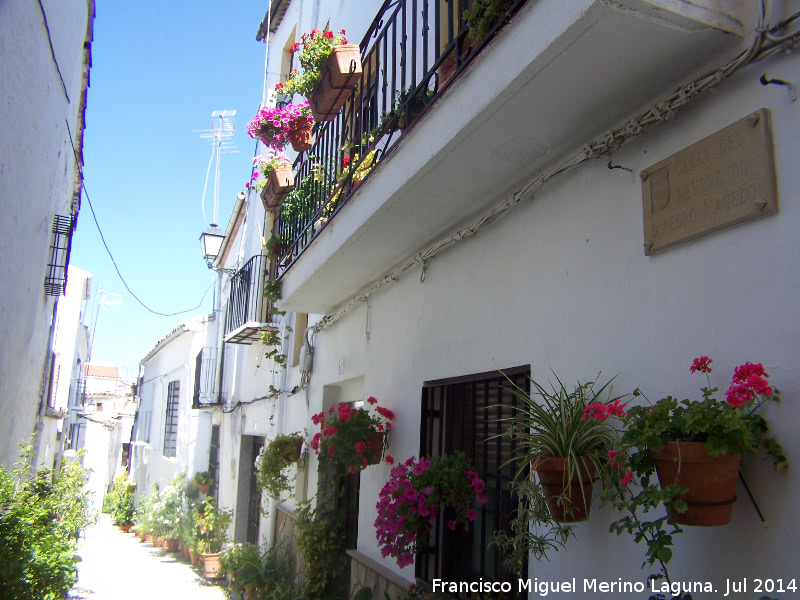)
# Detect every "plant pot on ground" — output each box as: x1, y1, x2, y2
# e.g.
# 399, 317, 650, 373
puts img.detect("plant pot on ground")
191, 496, 233, 579
194, 471, 213, 495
